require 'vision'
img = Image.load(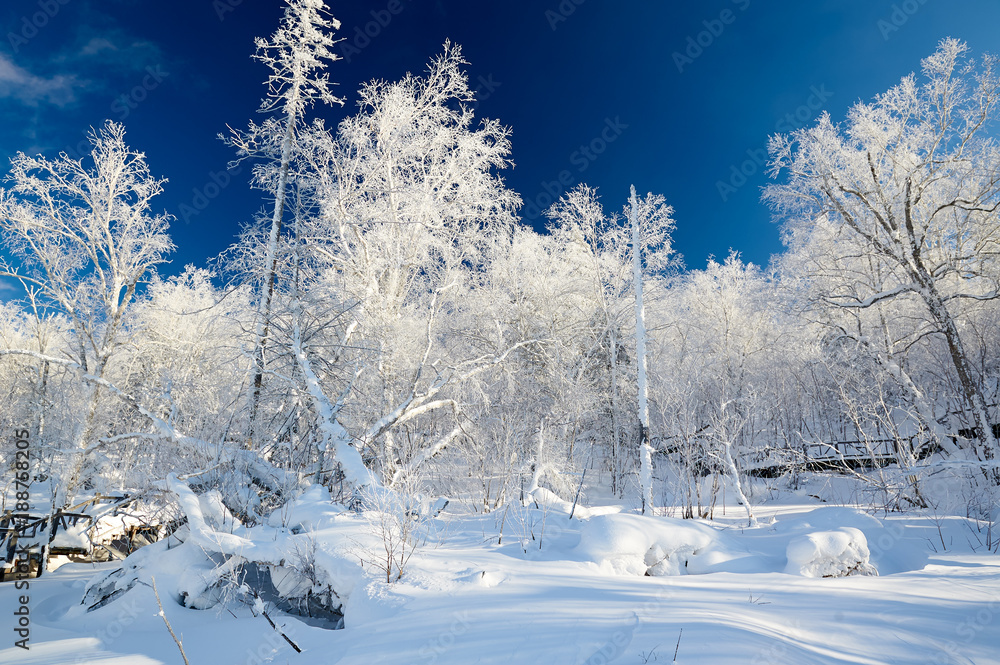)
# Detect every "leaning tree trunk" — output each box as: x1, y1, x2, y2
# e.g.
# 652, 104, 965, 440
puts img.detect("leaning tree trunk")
901, 180, 997, 462
923, 288, 997, 461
